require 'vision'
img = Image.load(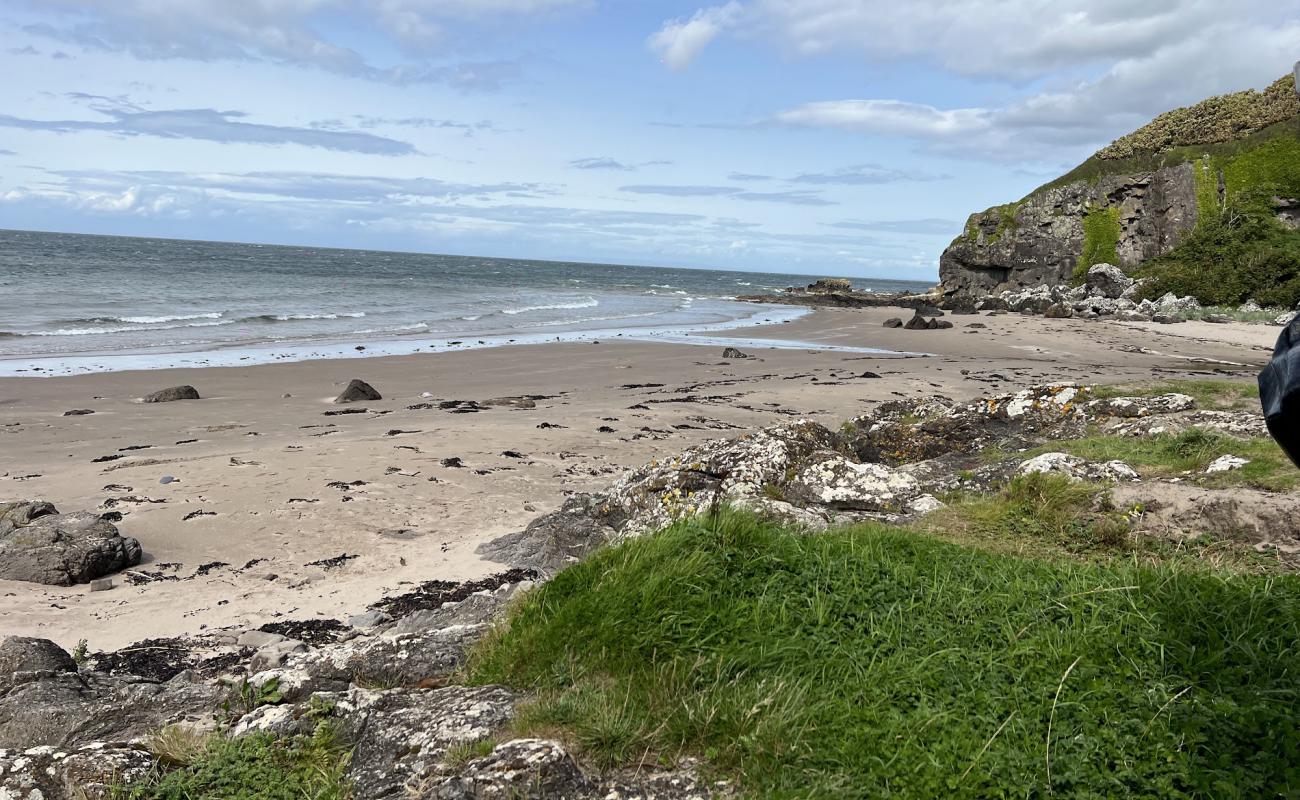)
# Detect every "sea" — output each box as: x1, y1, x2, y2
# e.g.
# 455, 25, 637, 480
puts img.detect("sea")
0, 229, 934, 376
